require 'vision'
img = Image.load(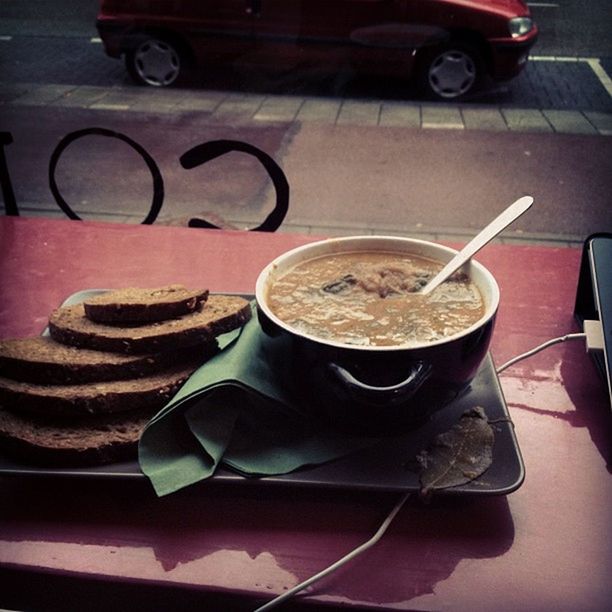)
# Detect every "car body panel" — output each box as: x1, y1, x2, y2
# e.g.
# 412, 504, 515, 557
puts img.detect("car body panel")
96, 0, 538, 92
